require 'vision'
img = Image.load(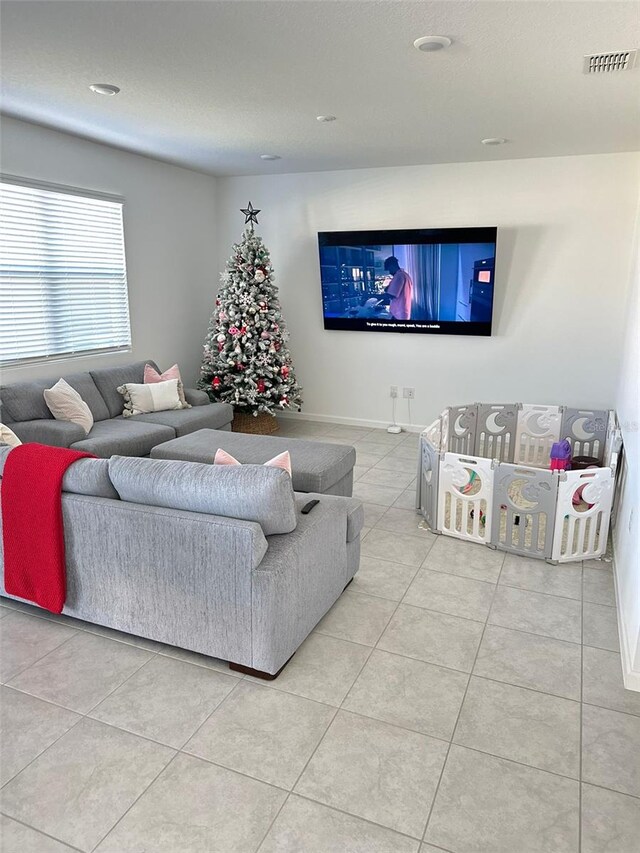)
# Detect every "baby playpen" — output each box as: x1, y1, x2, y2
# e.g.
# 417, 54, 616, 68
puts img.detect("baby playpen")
417, 403, 623, 563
